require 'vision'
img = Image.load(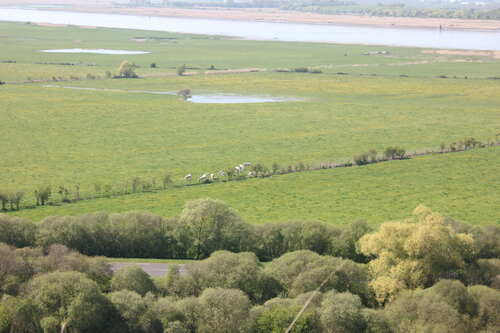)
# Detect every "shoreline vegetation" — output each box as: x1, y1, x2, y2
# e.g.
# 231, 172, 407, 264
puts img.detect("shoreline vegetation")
1, 2, 500, 31
1, 138, 498, 214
